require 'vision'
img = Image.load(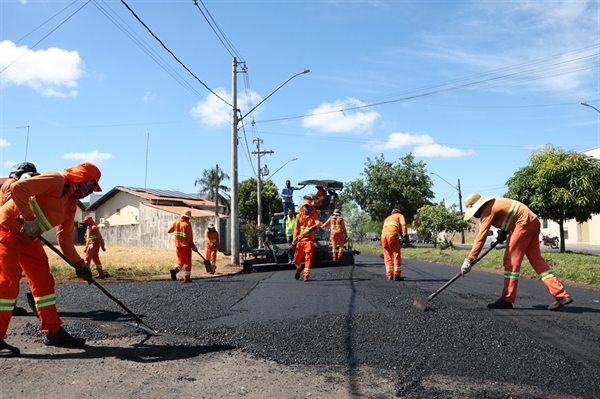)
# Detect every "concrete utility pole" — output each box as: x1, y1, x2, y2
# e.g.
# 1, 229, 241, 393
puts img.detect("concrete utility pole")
215, 164, 220, 232
230, 58, 240, 265
229, 59, 309, 265
252, 139, 273, 247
